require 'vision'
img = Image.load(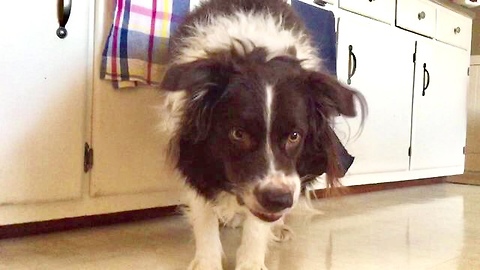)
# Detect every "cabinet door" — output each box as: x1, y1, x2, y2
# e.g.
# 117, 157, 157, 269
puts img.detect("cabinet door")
466, 60, 480, 172
336, 12, 414, 175
90, 0, 182, 197
0, 1, 91, 203
410, 39, 469, 170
